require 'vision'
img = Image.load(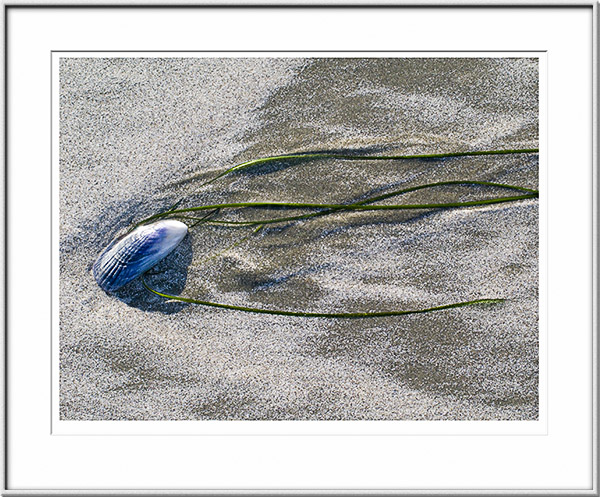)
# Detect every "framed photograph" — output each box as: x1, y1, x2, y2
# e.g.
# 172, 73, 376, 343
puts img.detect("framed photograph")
4, 3, 597, 495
